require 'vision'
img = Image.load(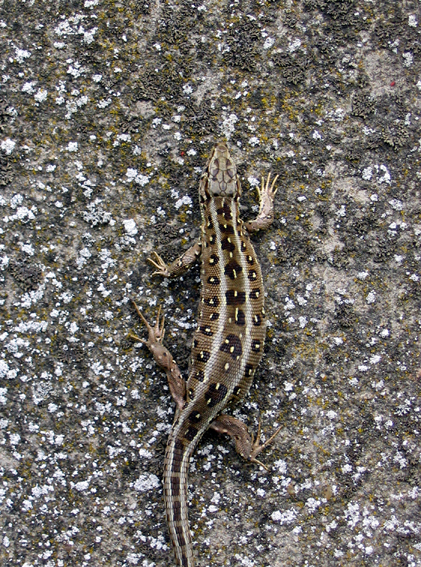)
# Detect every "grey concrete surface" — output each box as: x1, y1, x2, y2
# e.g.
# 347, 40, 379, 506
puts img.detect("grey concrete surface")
0, 1, 420, 566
